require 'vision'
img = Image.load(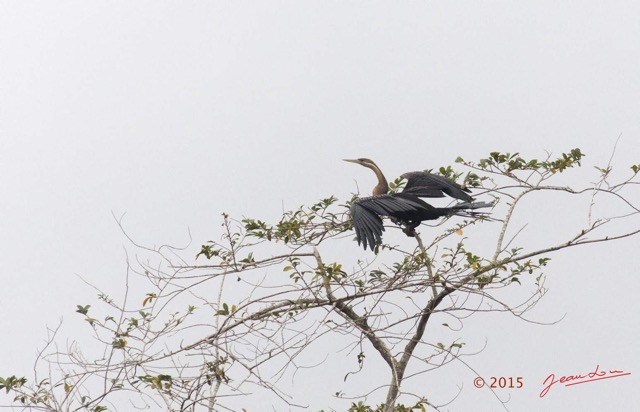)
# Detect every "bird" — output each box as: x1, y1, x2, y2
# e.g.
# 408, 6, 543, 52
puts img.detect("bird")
344, 158, 491, 250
